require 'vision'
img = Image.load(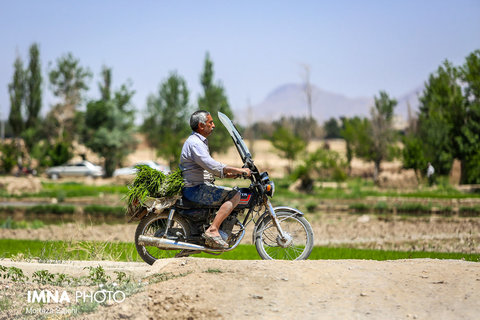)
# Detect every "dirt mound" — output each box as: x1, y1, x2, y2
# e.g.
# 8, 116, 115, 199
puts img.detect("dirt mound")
378, 169, 418, 188
0, 176, 42, 195
1, 258, 478, 320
